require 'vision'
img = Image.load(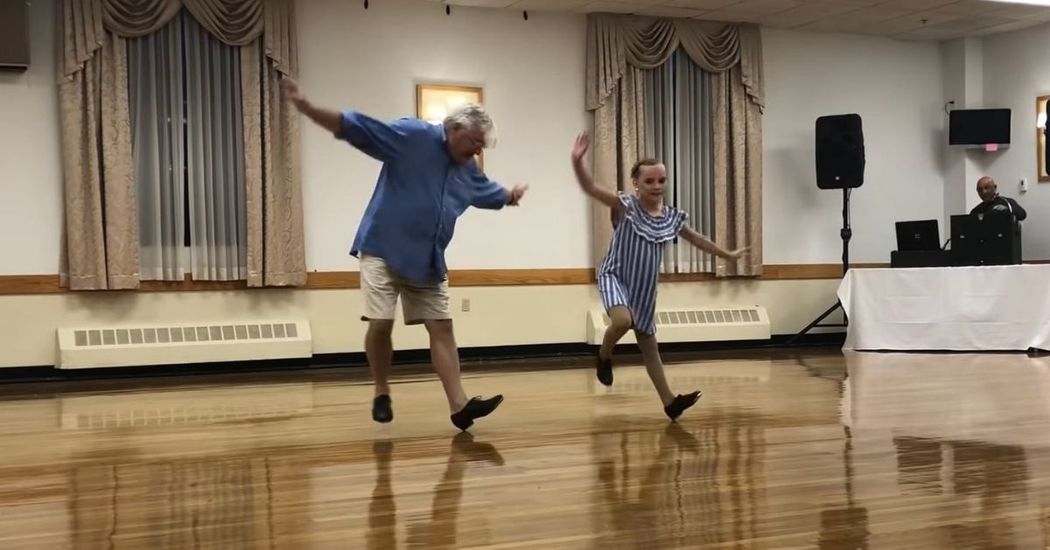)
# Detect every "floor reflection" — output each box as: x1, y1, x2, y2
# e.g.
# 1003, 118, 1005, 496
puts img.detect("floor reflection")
70, 455, 273, 549
2, 351, 1050, 547
402, 433, 505, 549
842, 351, 1050, 548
